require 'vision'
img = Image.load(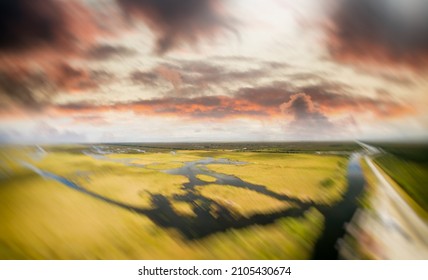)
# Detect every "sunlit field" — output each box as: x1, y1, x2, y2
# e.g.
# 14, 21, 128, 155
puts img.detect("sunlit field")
0, 144, 350, 259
